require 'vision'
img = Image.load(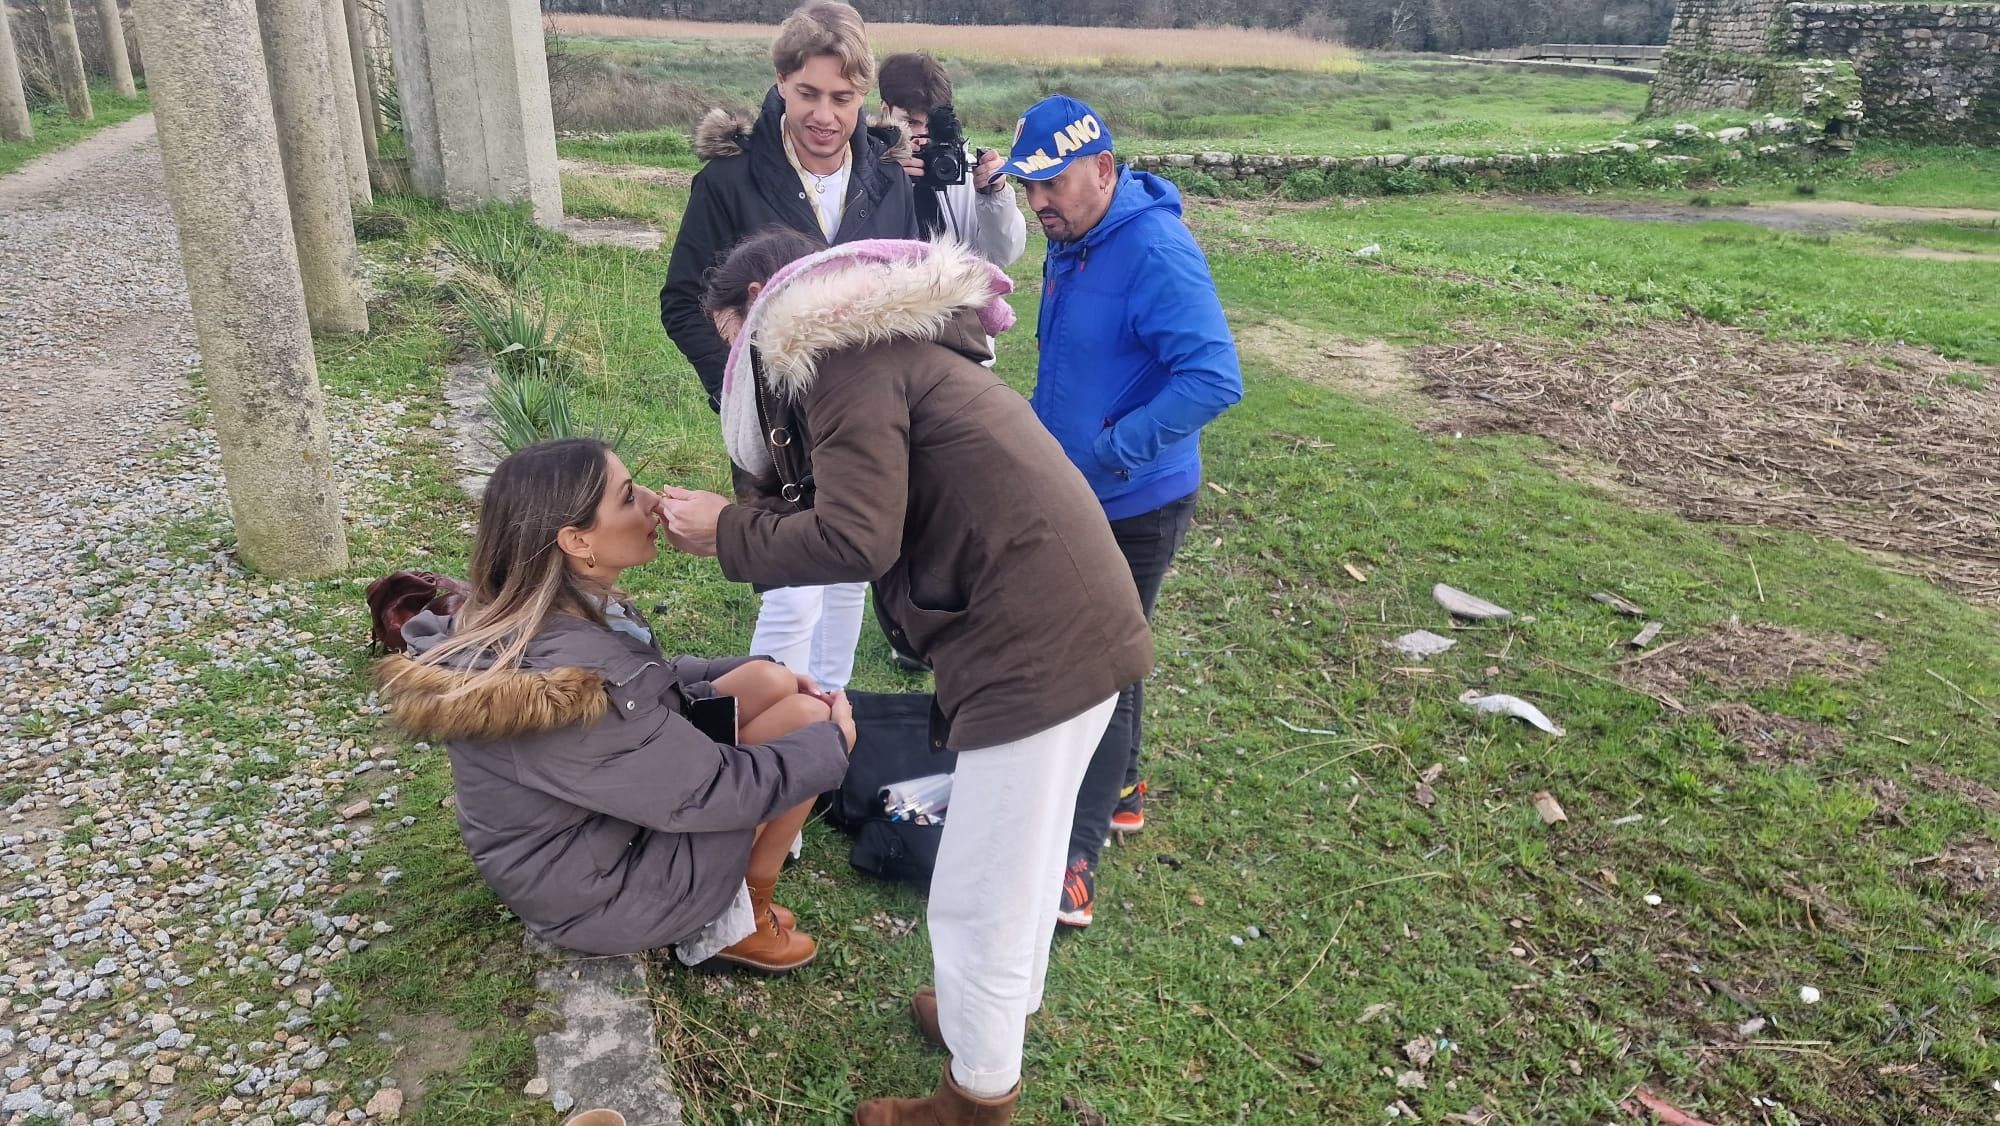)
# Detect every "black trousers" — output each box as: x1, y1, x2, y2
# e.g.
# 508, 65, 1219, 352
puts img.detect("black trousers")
1068, 490, 1197, 868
